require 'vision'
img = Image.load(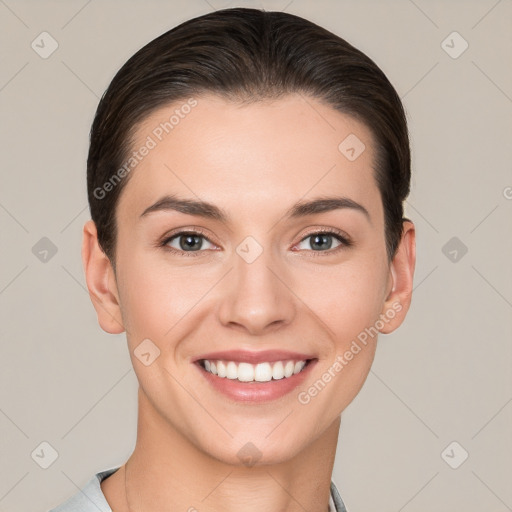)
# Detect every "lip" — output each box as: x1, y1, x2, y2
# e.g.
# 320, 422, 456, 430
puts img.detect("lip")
194, 356, 318, 403
193, 349, 315, 364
